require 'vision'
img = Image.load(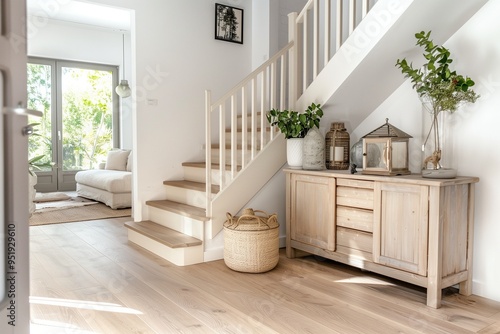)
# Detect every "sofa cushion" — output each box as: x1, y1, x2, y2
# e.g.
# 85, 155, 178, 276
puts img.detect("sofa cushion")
75, 170, 131, 193
105, 149, 130, 171
126, 151, 132, 172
